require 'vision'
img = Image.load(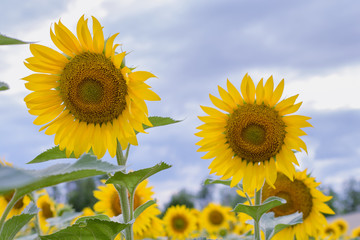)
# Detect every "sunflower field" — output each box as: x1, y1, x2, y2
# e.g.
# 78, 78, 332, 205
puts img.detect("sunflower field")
0, 13, 359, 240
